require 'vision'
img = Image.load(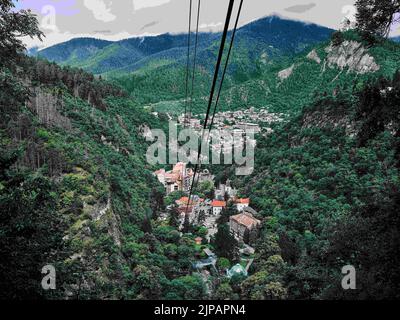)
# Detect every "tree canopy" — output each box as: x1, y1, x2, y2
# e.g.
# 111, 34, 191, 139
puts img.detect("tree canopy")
0, 0, 43, 66
355, 0, 400, 37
